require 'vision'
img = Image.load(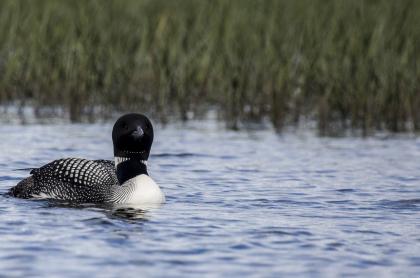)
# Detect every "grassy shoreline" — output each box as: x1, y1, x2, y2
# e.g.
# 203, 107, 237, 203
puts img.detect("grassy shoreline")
0, 0, 419, 133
